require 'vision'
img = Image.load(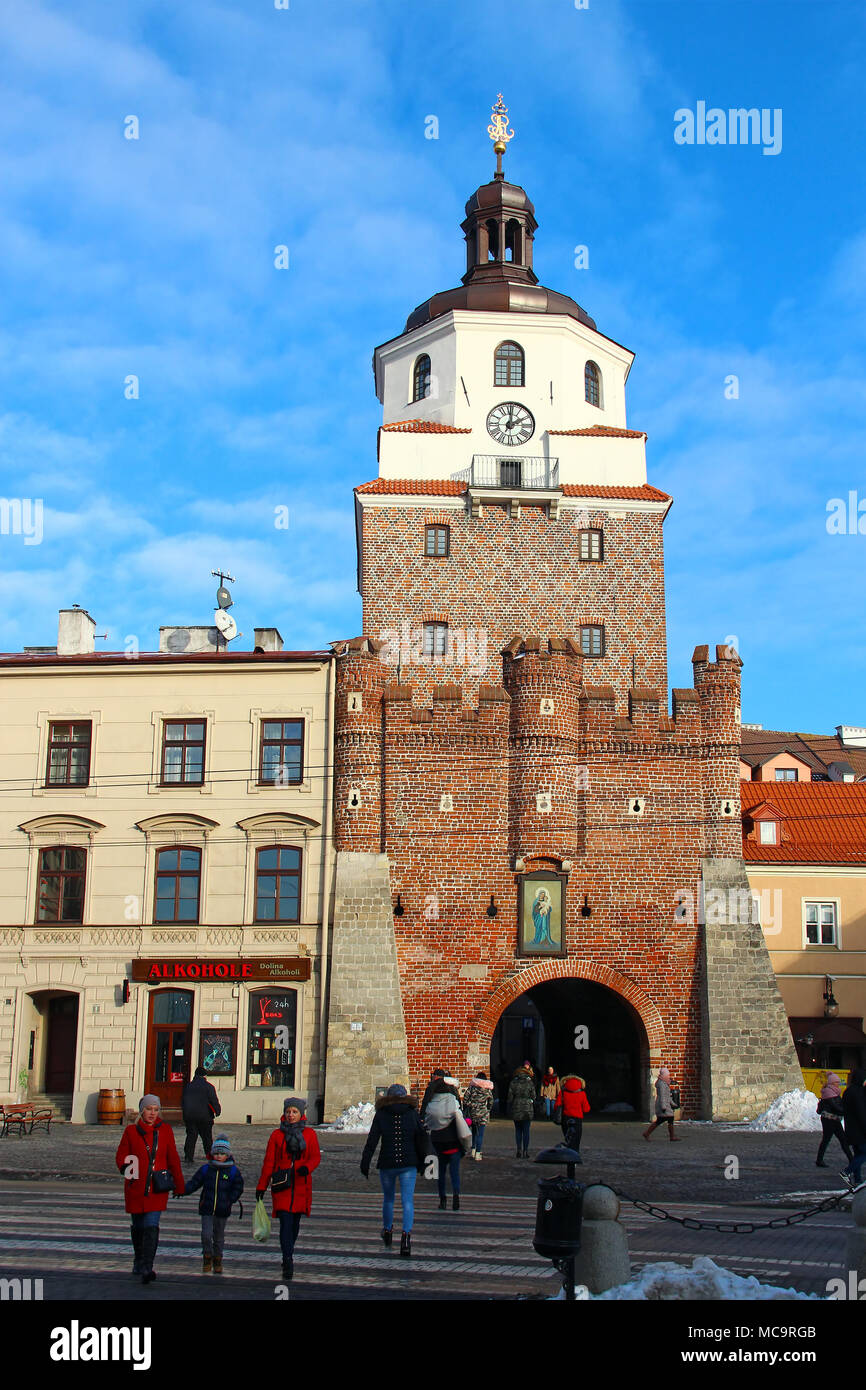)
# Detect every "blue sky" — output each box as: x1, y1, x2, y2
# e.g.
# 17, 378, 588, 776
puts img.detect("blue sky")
0, 0, 864, 732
